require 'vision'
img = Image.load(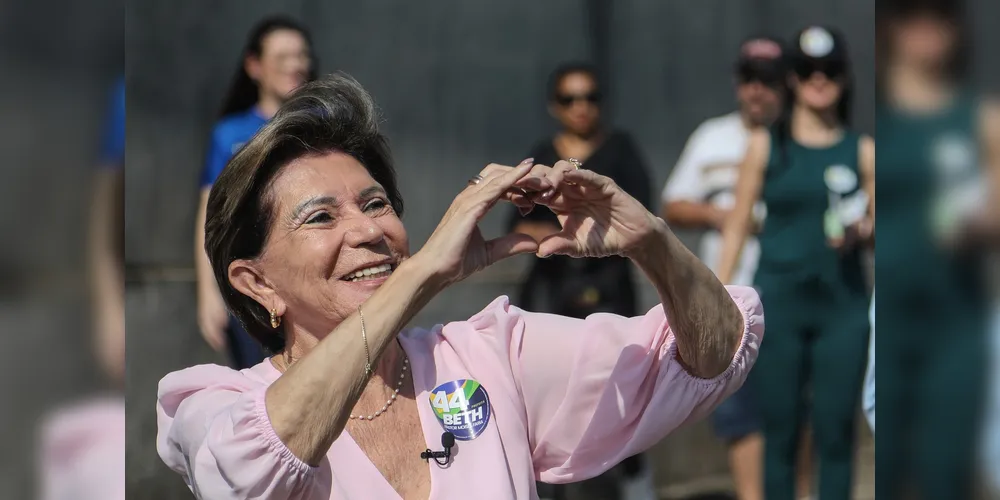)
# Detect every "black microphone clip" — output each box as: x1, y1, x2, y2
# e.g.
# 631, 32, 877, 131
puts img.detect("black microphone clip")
420, 432, 455, 465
